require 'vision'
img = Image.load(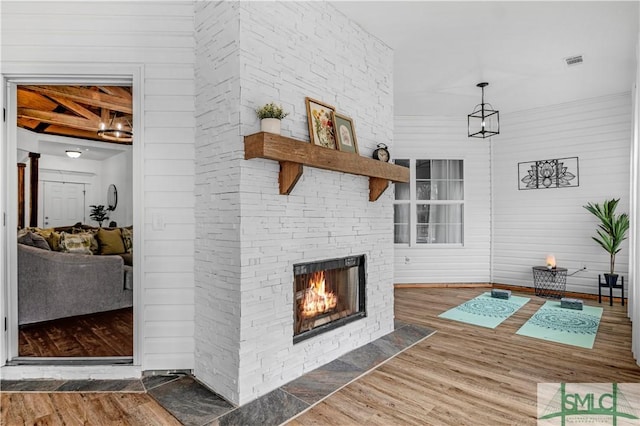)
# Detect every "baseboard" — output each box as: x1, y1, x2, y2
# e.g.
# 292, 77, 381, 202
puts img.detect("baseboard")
491, 283, 625, 304
394, 283, 492, 289
393, 282, 625, 305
